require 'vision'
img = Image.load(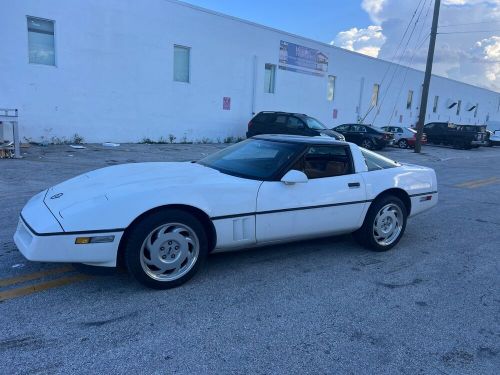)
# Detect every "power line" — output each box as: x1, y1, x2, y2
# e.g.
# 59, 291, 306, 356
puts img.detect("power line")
372, 0, 432, 125
386, 33, 431, 126
438, 30, 500, 34
439, 21, 500, 27
360, 0, 426, 122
